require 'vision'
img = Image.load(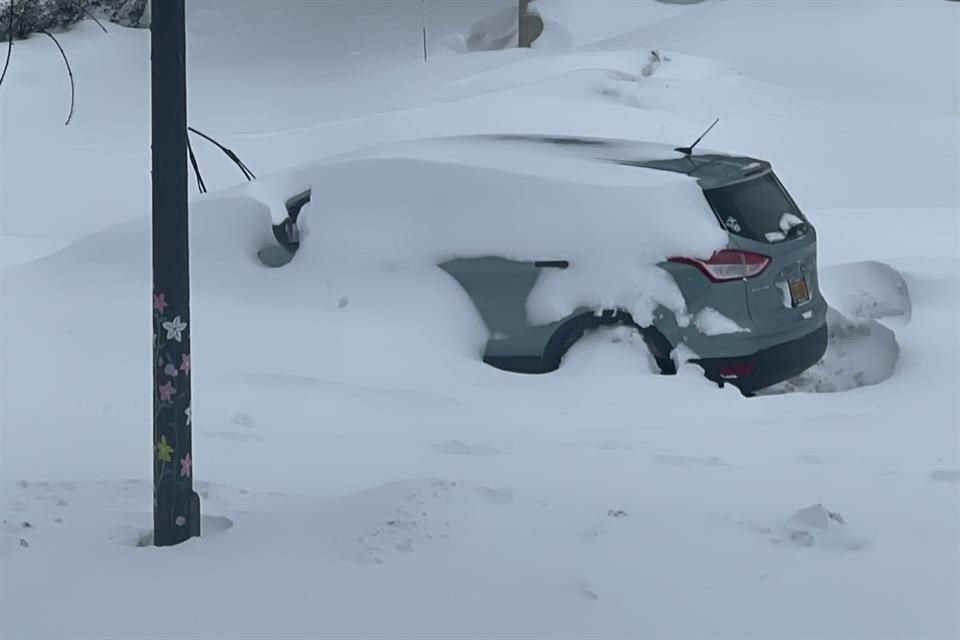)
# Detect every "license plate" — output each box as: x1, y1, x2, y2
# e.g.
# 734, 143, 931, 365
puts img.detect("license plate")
788, 276, 810, 306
